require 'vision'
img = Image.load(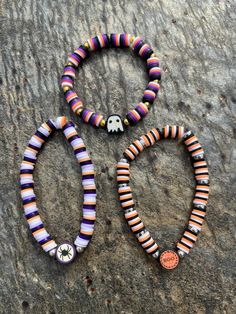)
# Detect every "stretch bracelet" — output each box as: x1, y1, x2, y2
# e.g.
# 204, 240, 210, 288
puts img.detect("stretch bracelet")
117, 126, 209, 270
61, 33, 161, 134
20, 117, 96, 264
